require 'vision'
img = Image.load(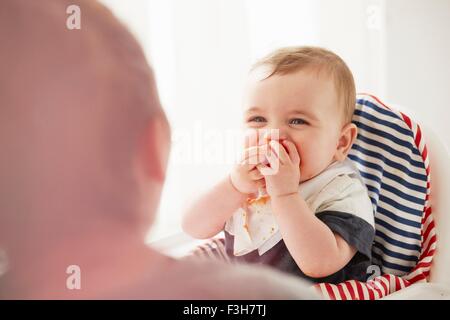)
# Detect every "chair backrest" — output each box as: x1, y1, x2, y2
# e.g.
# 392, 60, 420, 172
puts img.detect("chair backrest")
349, 94, 434, 277
419, 122, 450, 285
